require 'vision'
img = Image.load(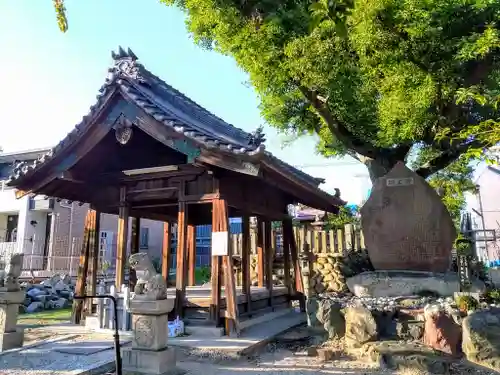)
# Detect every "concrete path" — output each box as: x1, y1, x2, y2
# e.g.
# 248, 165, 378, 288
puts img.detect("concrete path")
0, 333, 128, 375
